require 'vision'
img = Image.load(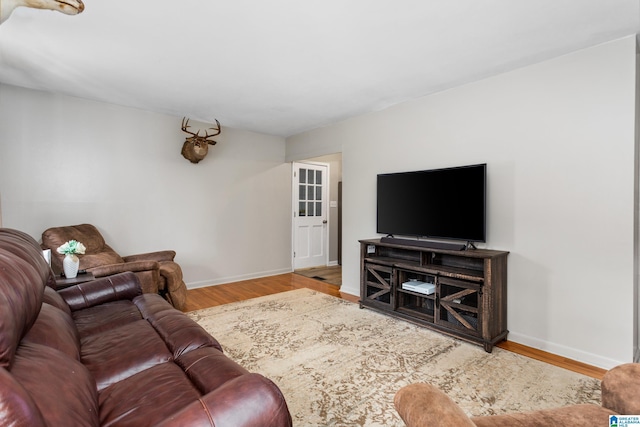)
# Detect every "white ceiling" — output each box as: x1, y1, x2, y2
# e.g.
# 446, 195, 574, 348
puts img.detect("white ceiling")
0, 1, 639, 137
